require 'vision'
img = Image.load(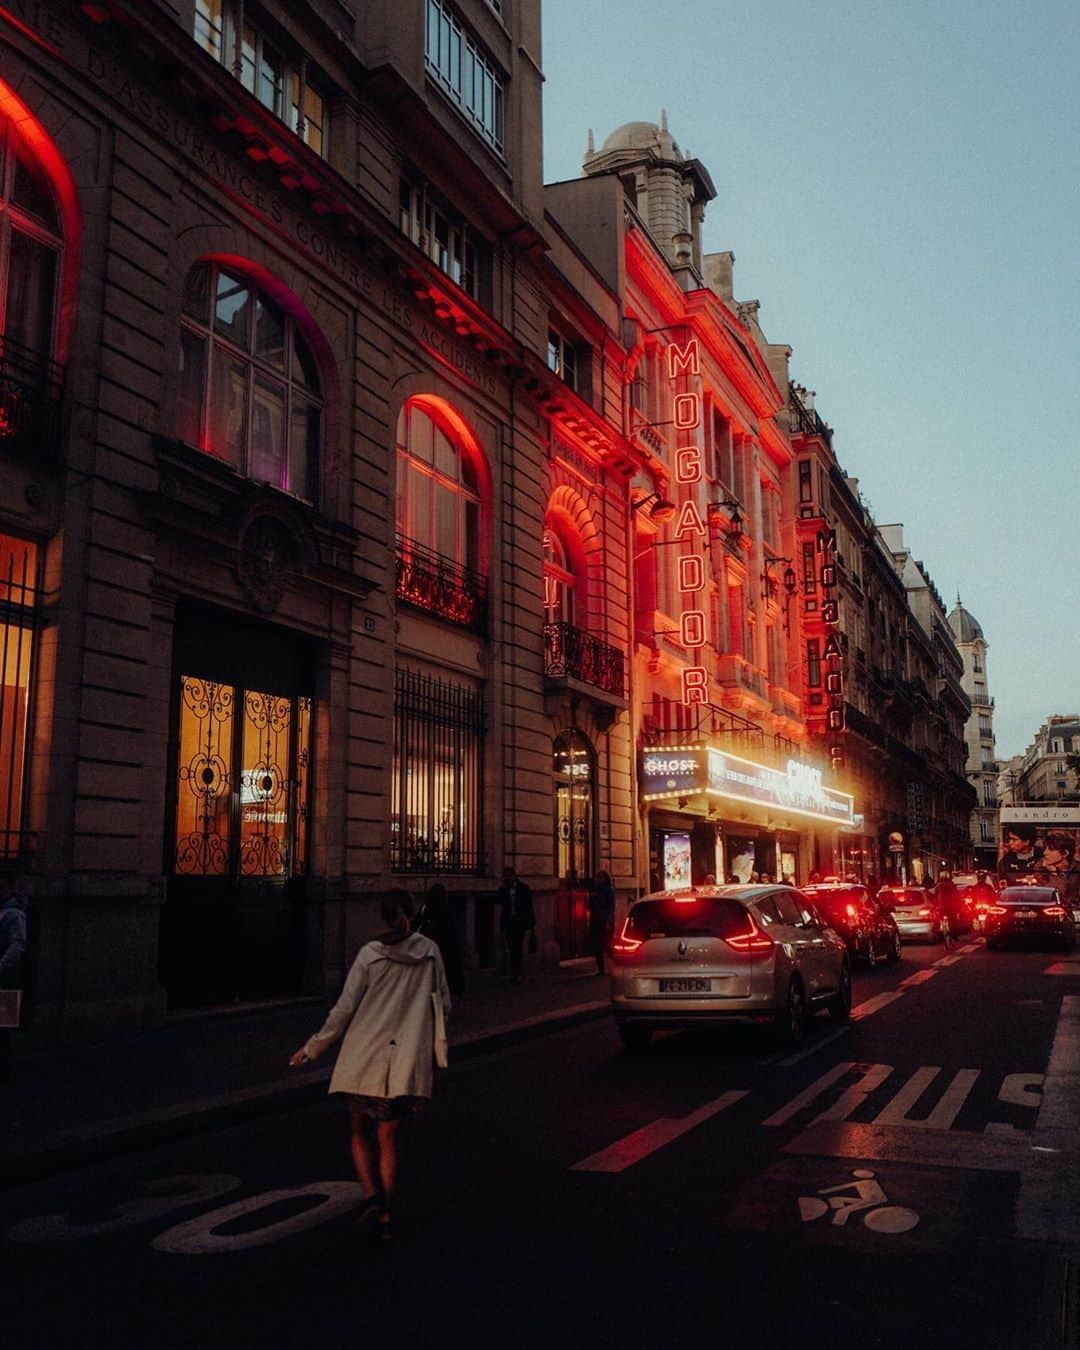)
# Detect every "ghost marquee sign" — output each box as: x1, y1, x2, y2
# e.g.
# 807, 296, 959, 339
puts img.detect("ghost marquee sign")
817, 526, 846, 771
664, 336, 710, 707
